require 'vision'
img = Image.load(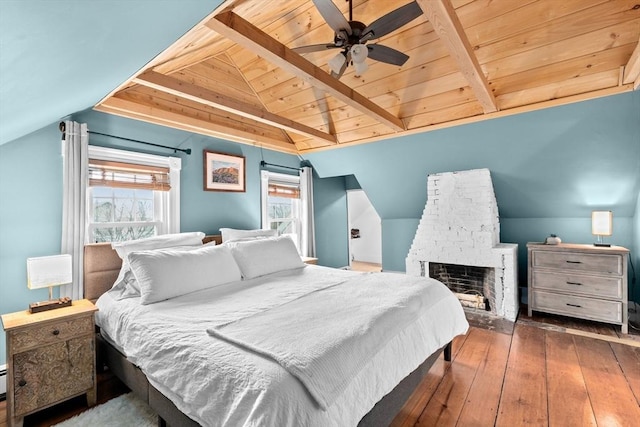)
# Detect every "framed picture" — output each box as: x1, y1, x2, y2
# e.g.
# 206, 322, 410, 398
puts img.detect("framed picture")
203, 150, 246, 192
